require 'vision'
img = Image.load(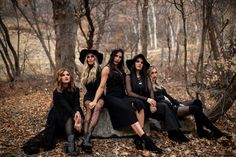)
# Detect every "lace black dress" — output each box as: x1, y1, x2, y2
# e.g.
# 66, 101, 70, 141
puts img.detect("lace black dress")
104, 68, 138, 130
